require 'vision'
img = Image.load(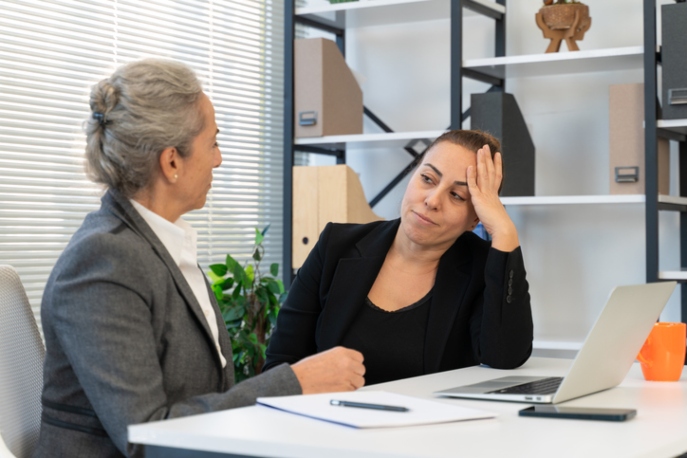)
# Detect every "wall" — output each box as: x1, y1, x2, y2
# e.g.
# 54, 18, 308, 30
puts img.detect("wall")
306, 0, 681, 352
